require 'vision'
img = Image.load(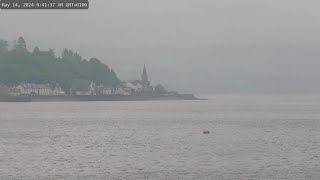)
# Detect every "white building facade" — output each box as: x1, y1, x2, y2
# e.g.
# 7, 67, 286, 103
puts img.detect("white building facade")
10, 83, 65, 96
